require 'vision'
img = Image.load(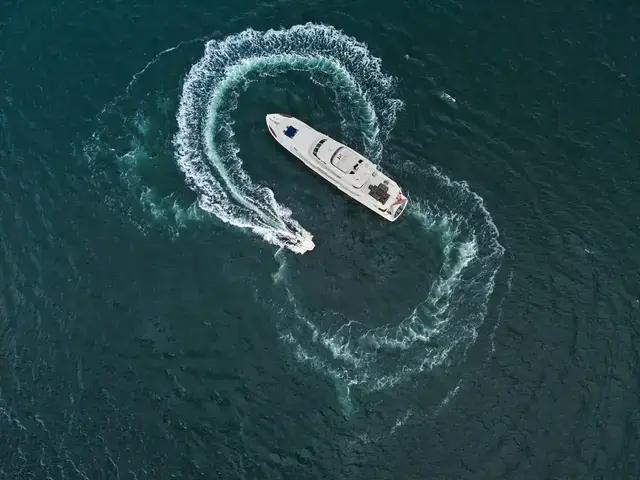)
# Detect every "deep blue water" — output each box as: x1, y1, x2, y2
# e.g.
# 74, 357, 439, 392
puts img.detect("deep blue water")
1, 0, 639, 478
